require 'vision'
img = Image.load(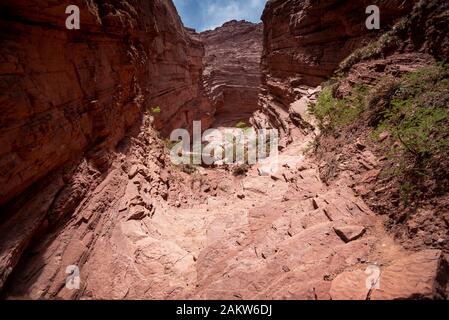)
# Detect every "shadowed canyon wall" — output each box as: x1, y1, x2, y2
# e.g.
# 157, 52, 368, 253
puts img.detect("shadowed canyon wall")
0, 0, 212, 208
0, 0, 213, 290
201, 20, 263, 126
253, 0, 417, 134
